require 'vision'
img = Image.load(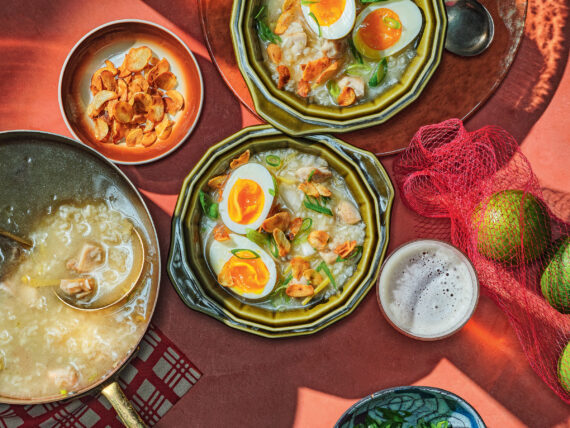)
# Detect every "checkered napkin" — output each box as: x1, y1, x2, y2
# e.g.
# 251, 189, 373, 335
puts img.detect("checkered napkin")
0, 324, 201, 428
